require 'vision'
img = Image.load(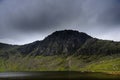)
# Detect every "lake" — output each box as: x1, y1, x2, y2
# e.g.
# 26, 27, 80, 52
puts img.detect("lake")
0, 71, 119, 80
